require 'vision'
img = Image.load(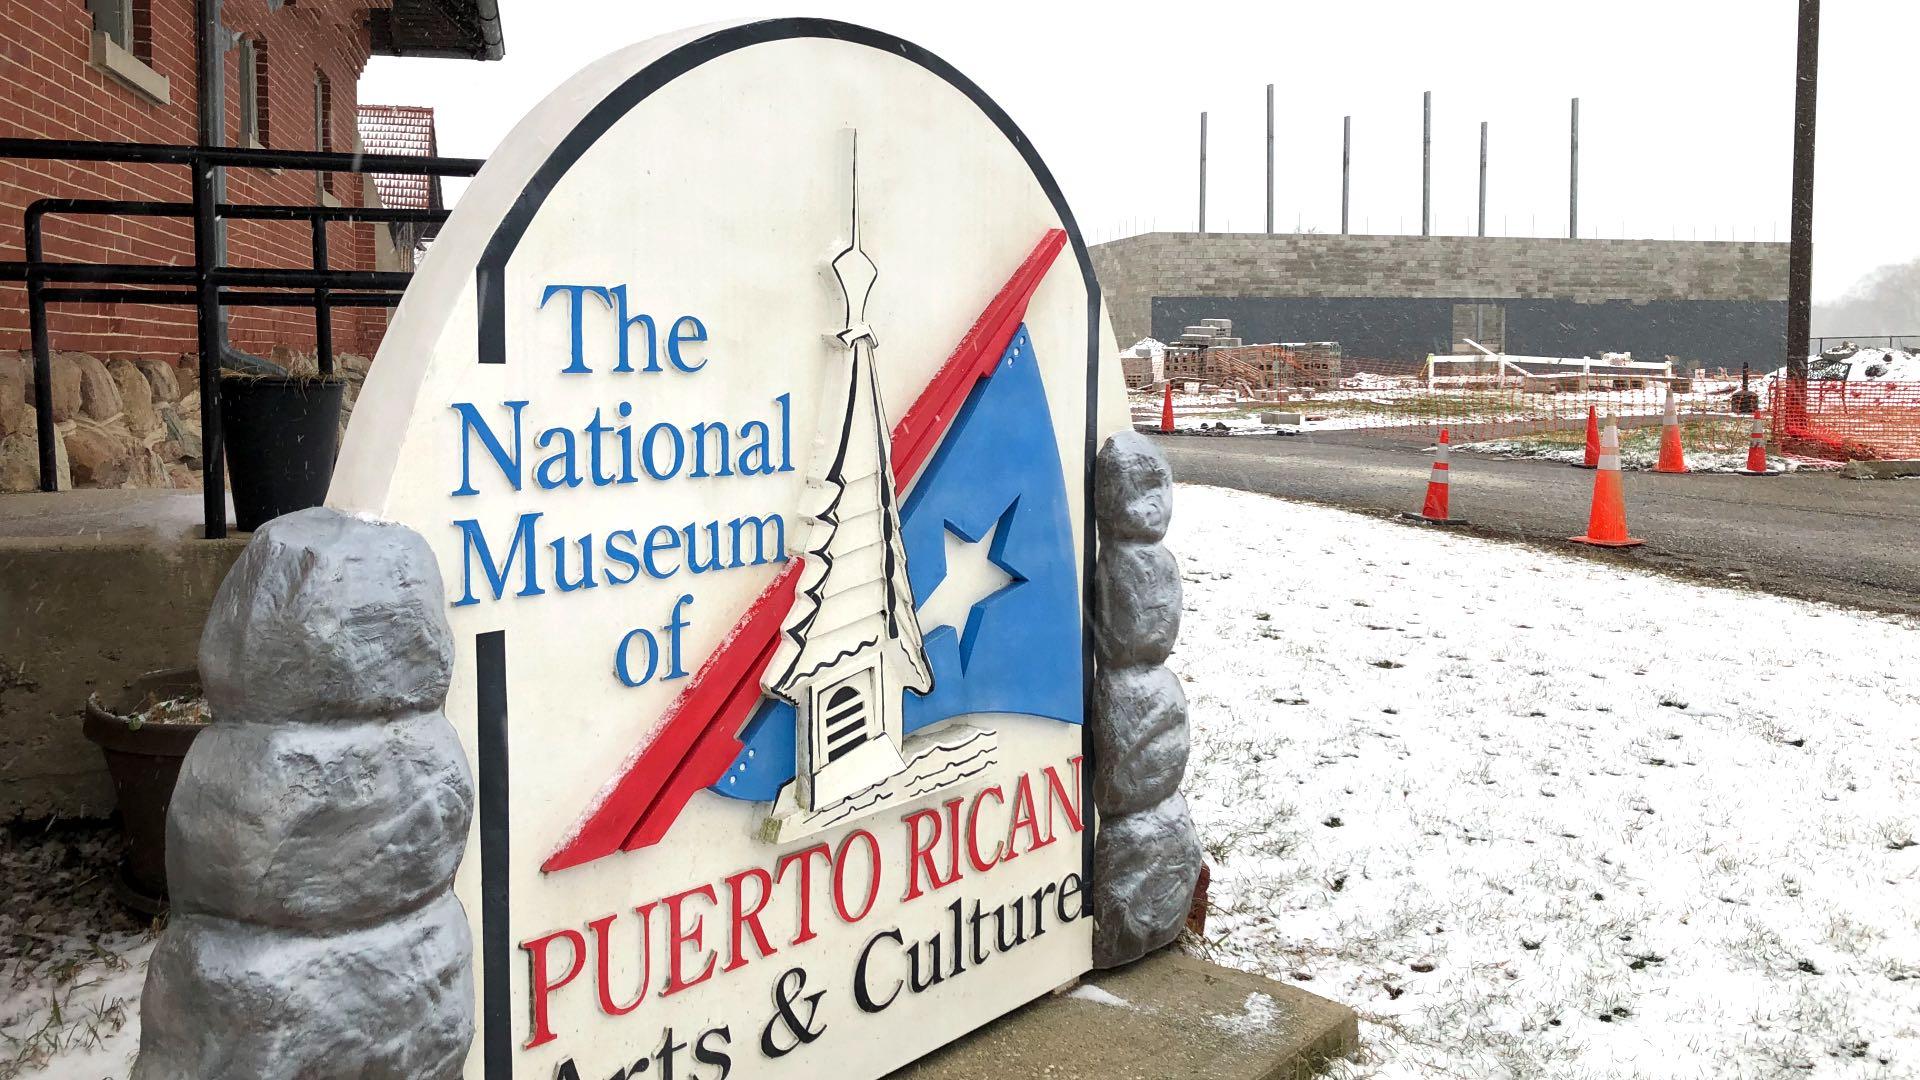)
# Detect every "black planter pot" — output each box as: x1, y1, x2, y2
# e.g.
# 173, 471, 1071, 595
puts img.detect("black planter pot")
220, 374, 344, 532
83, 668, 206, 915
